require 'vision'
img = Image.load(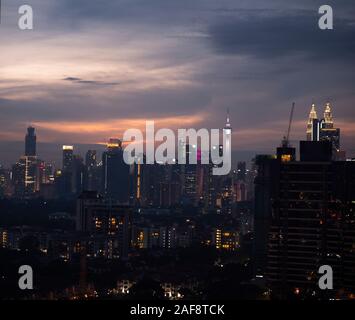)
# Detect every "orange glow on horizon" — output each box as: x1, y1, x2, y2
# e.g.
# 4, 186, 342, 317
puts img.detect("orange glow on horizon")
31, 114, 207, 144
